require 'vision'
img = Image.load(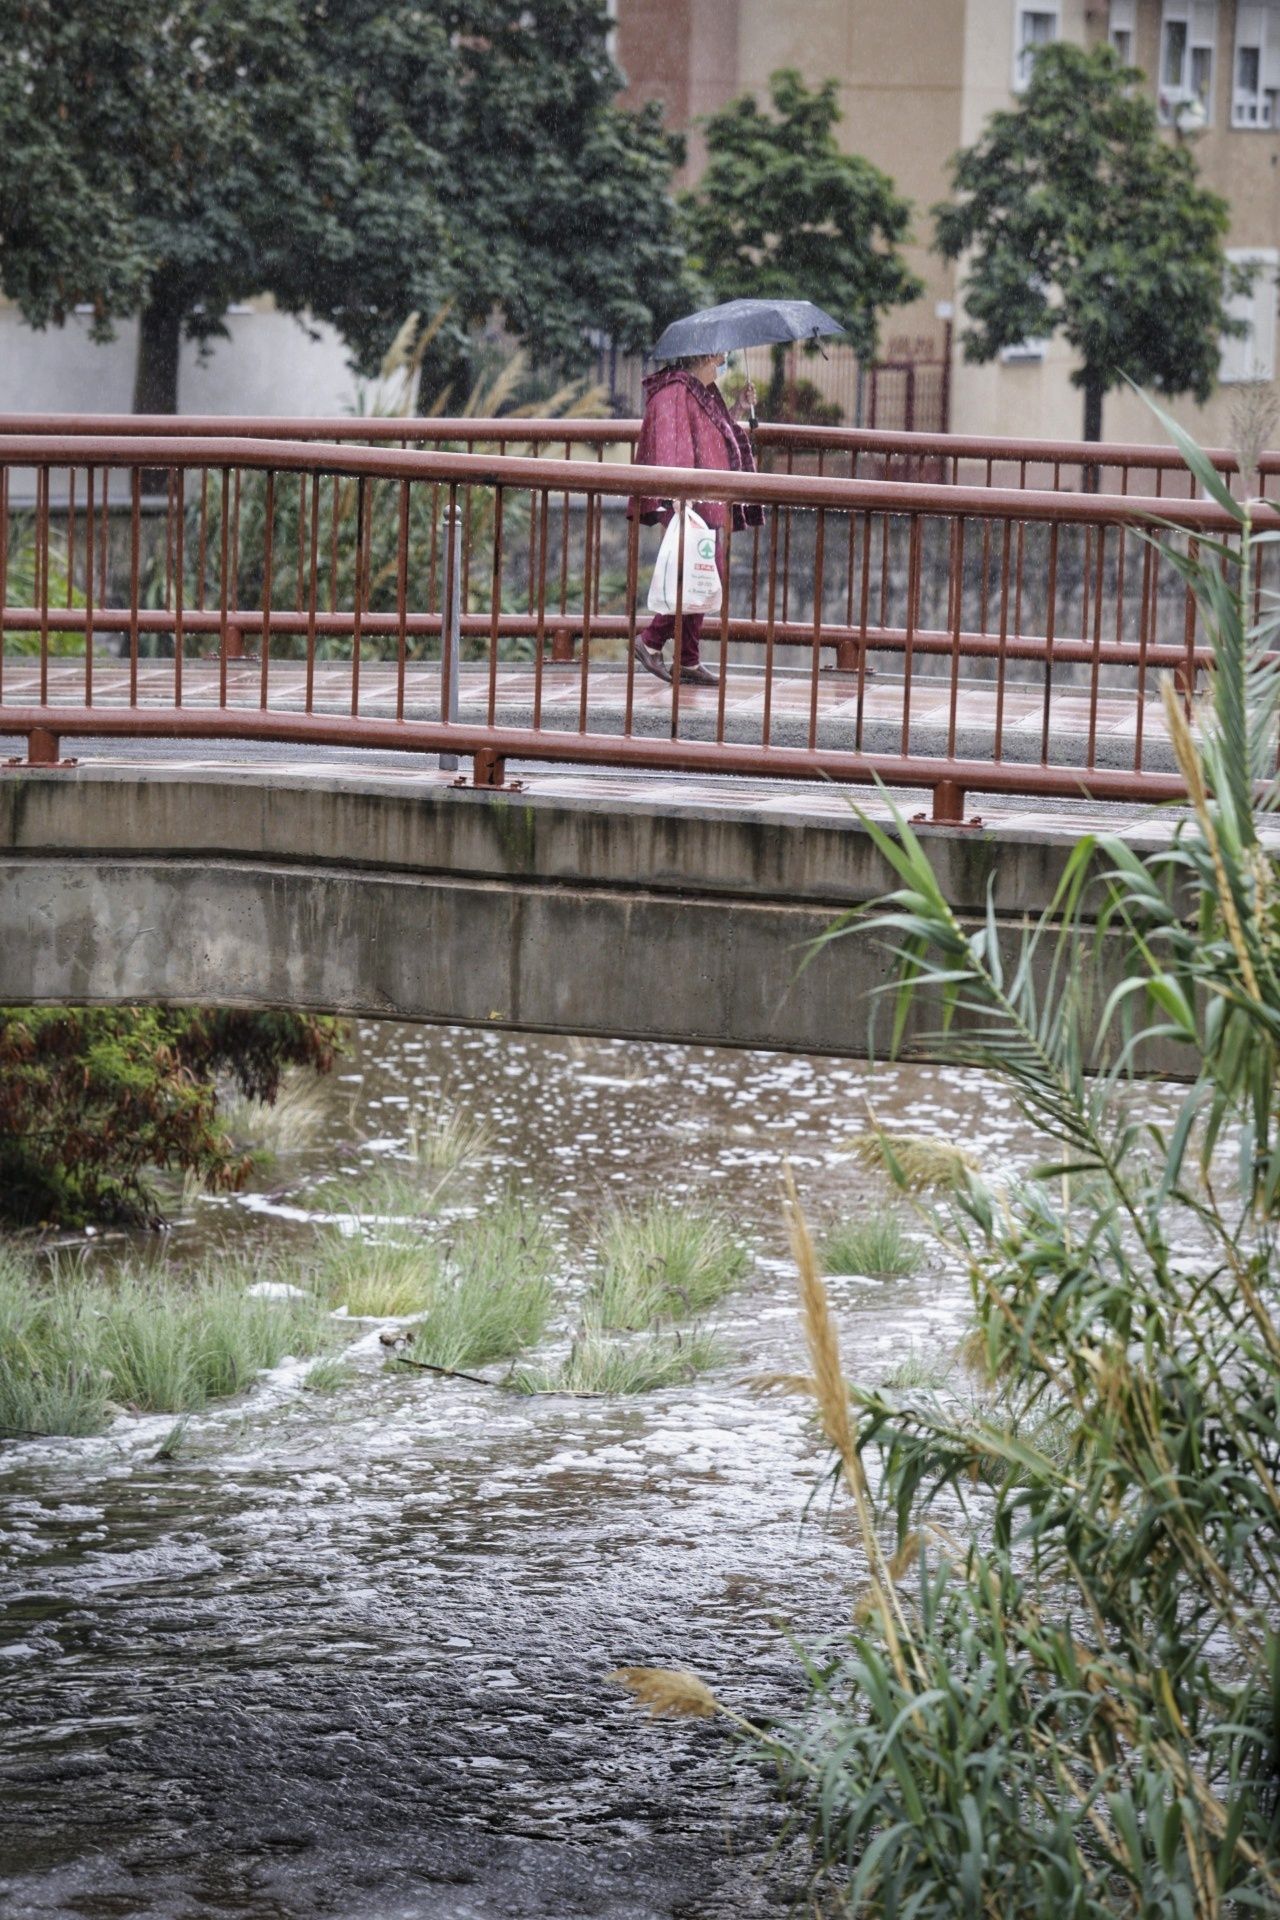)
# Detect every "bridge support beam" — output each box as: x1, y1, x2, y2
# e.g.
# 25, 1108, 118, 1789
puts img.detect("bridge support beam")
0, 765, 1190, 1070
